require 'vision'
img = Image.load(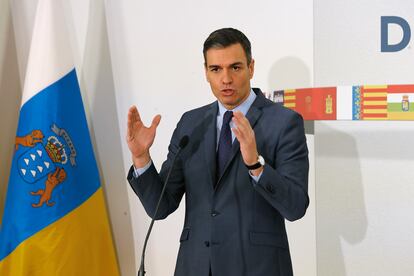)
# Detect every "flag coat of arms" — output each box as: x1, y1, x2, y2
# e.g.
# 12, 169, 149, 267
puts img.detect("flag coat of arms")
387, 85, 414, 120
0, 0, 120, 275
